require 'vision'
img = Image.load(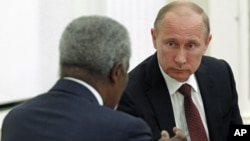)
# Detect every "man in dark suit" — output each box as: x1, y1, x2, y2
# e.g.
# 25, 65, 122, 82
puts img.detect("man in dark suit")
117, 1, 243, 141
1, 16, 185, 141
